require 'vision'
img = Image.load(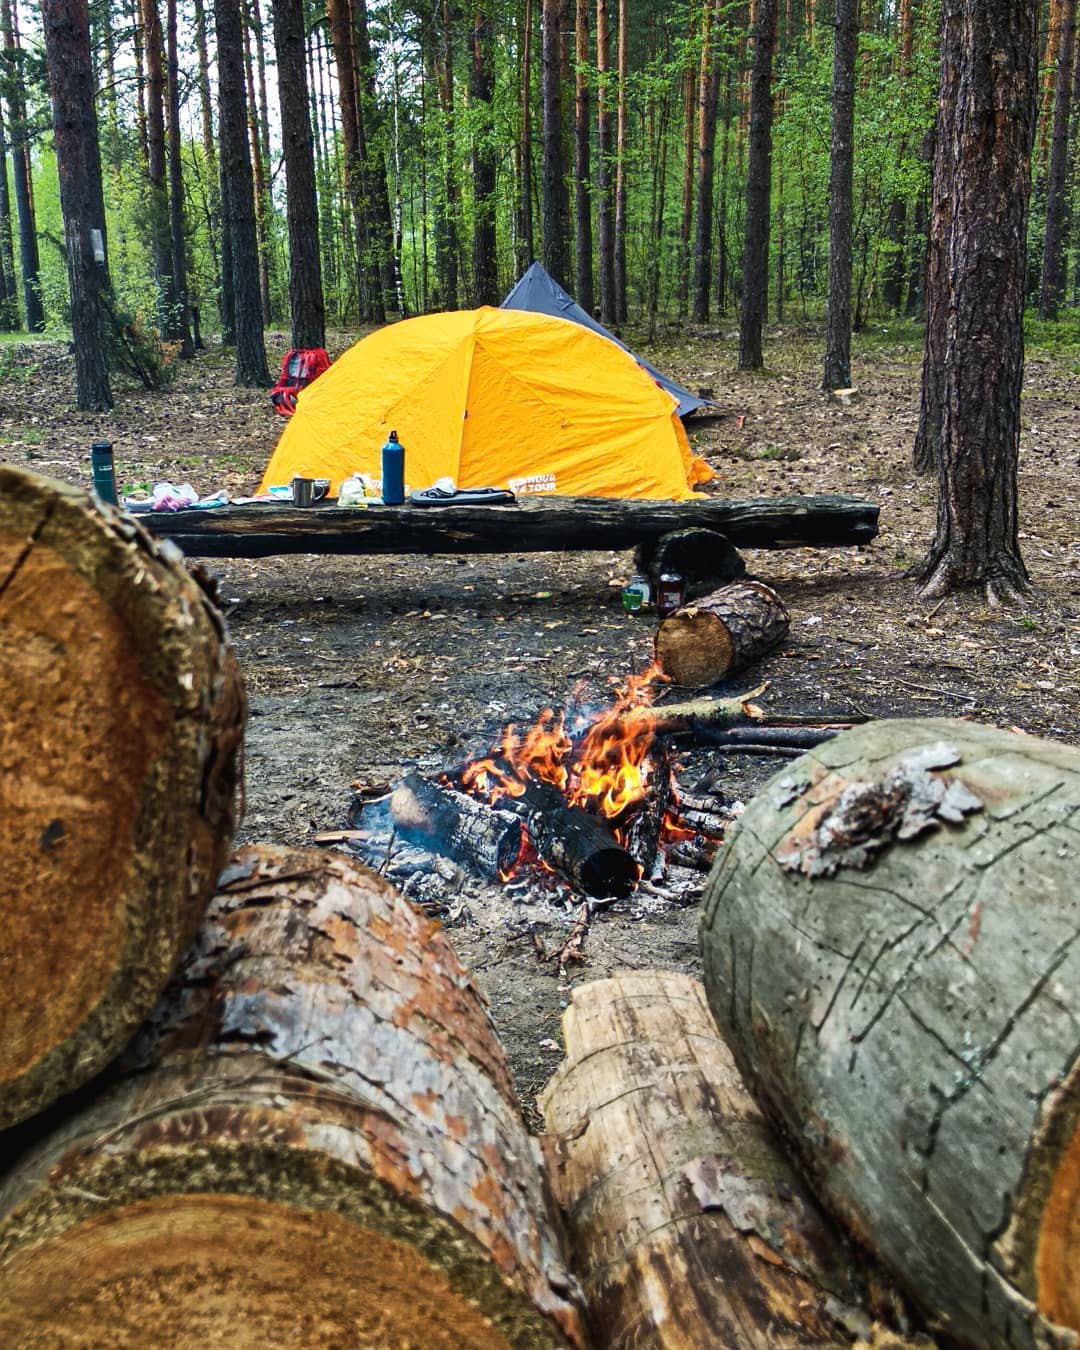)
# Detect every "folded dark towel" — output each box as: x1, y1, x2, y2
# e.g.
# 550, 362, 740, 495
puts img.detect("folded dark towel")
409, 486, 516, 507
